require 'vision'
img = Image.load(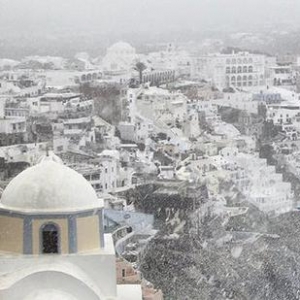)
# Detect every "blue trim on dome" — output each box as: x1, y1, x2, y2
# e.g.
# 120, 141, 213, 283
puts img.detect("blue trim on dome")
23, 216, 33, 254
0, 208, 104, 254
0, 208, 102, 218
68, 215, 77, 253
98, 210, 105, 248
